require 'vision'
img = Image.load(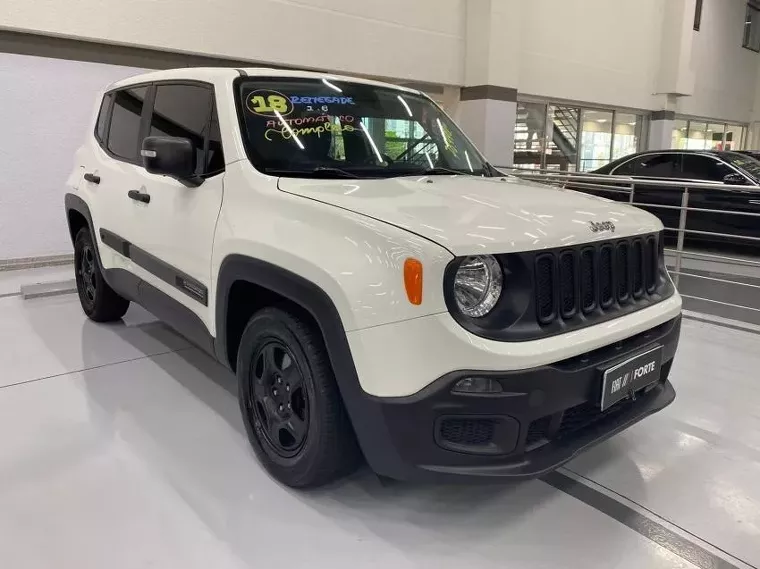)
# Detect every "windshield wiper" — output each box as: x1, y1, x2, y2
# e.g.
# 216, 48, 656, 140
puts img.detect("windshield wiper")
265, 166, 359, 179
420, 167, 471, 176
